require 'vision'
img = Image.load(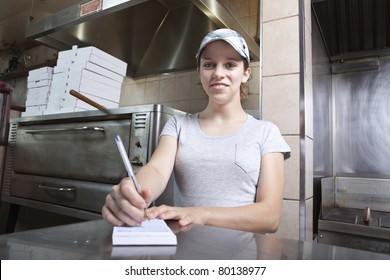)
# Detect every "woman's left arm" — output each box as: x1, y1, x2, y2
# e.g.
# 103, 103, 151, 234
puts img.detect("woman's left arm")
147, 152, 285, 233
